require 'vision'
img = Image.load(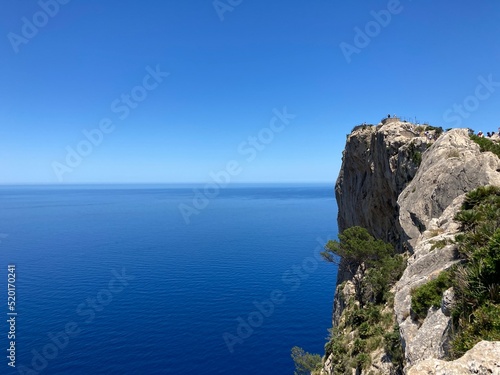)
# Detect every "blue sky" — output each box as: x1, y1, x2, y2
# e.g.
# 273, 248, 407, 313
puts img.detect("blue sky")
1, 0, 499, 184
